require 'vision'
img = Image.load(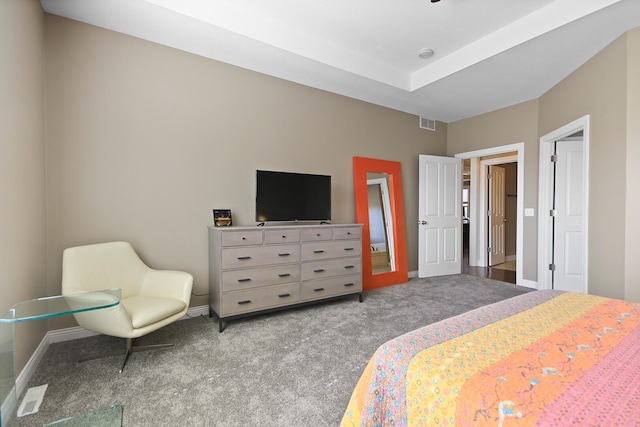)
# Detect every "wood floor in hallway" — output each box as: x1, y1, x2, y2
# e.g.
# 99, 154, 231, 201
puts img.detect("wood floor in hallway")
464, 263, 516, 284
462, 228, 516, 284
